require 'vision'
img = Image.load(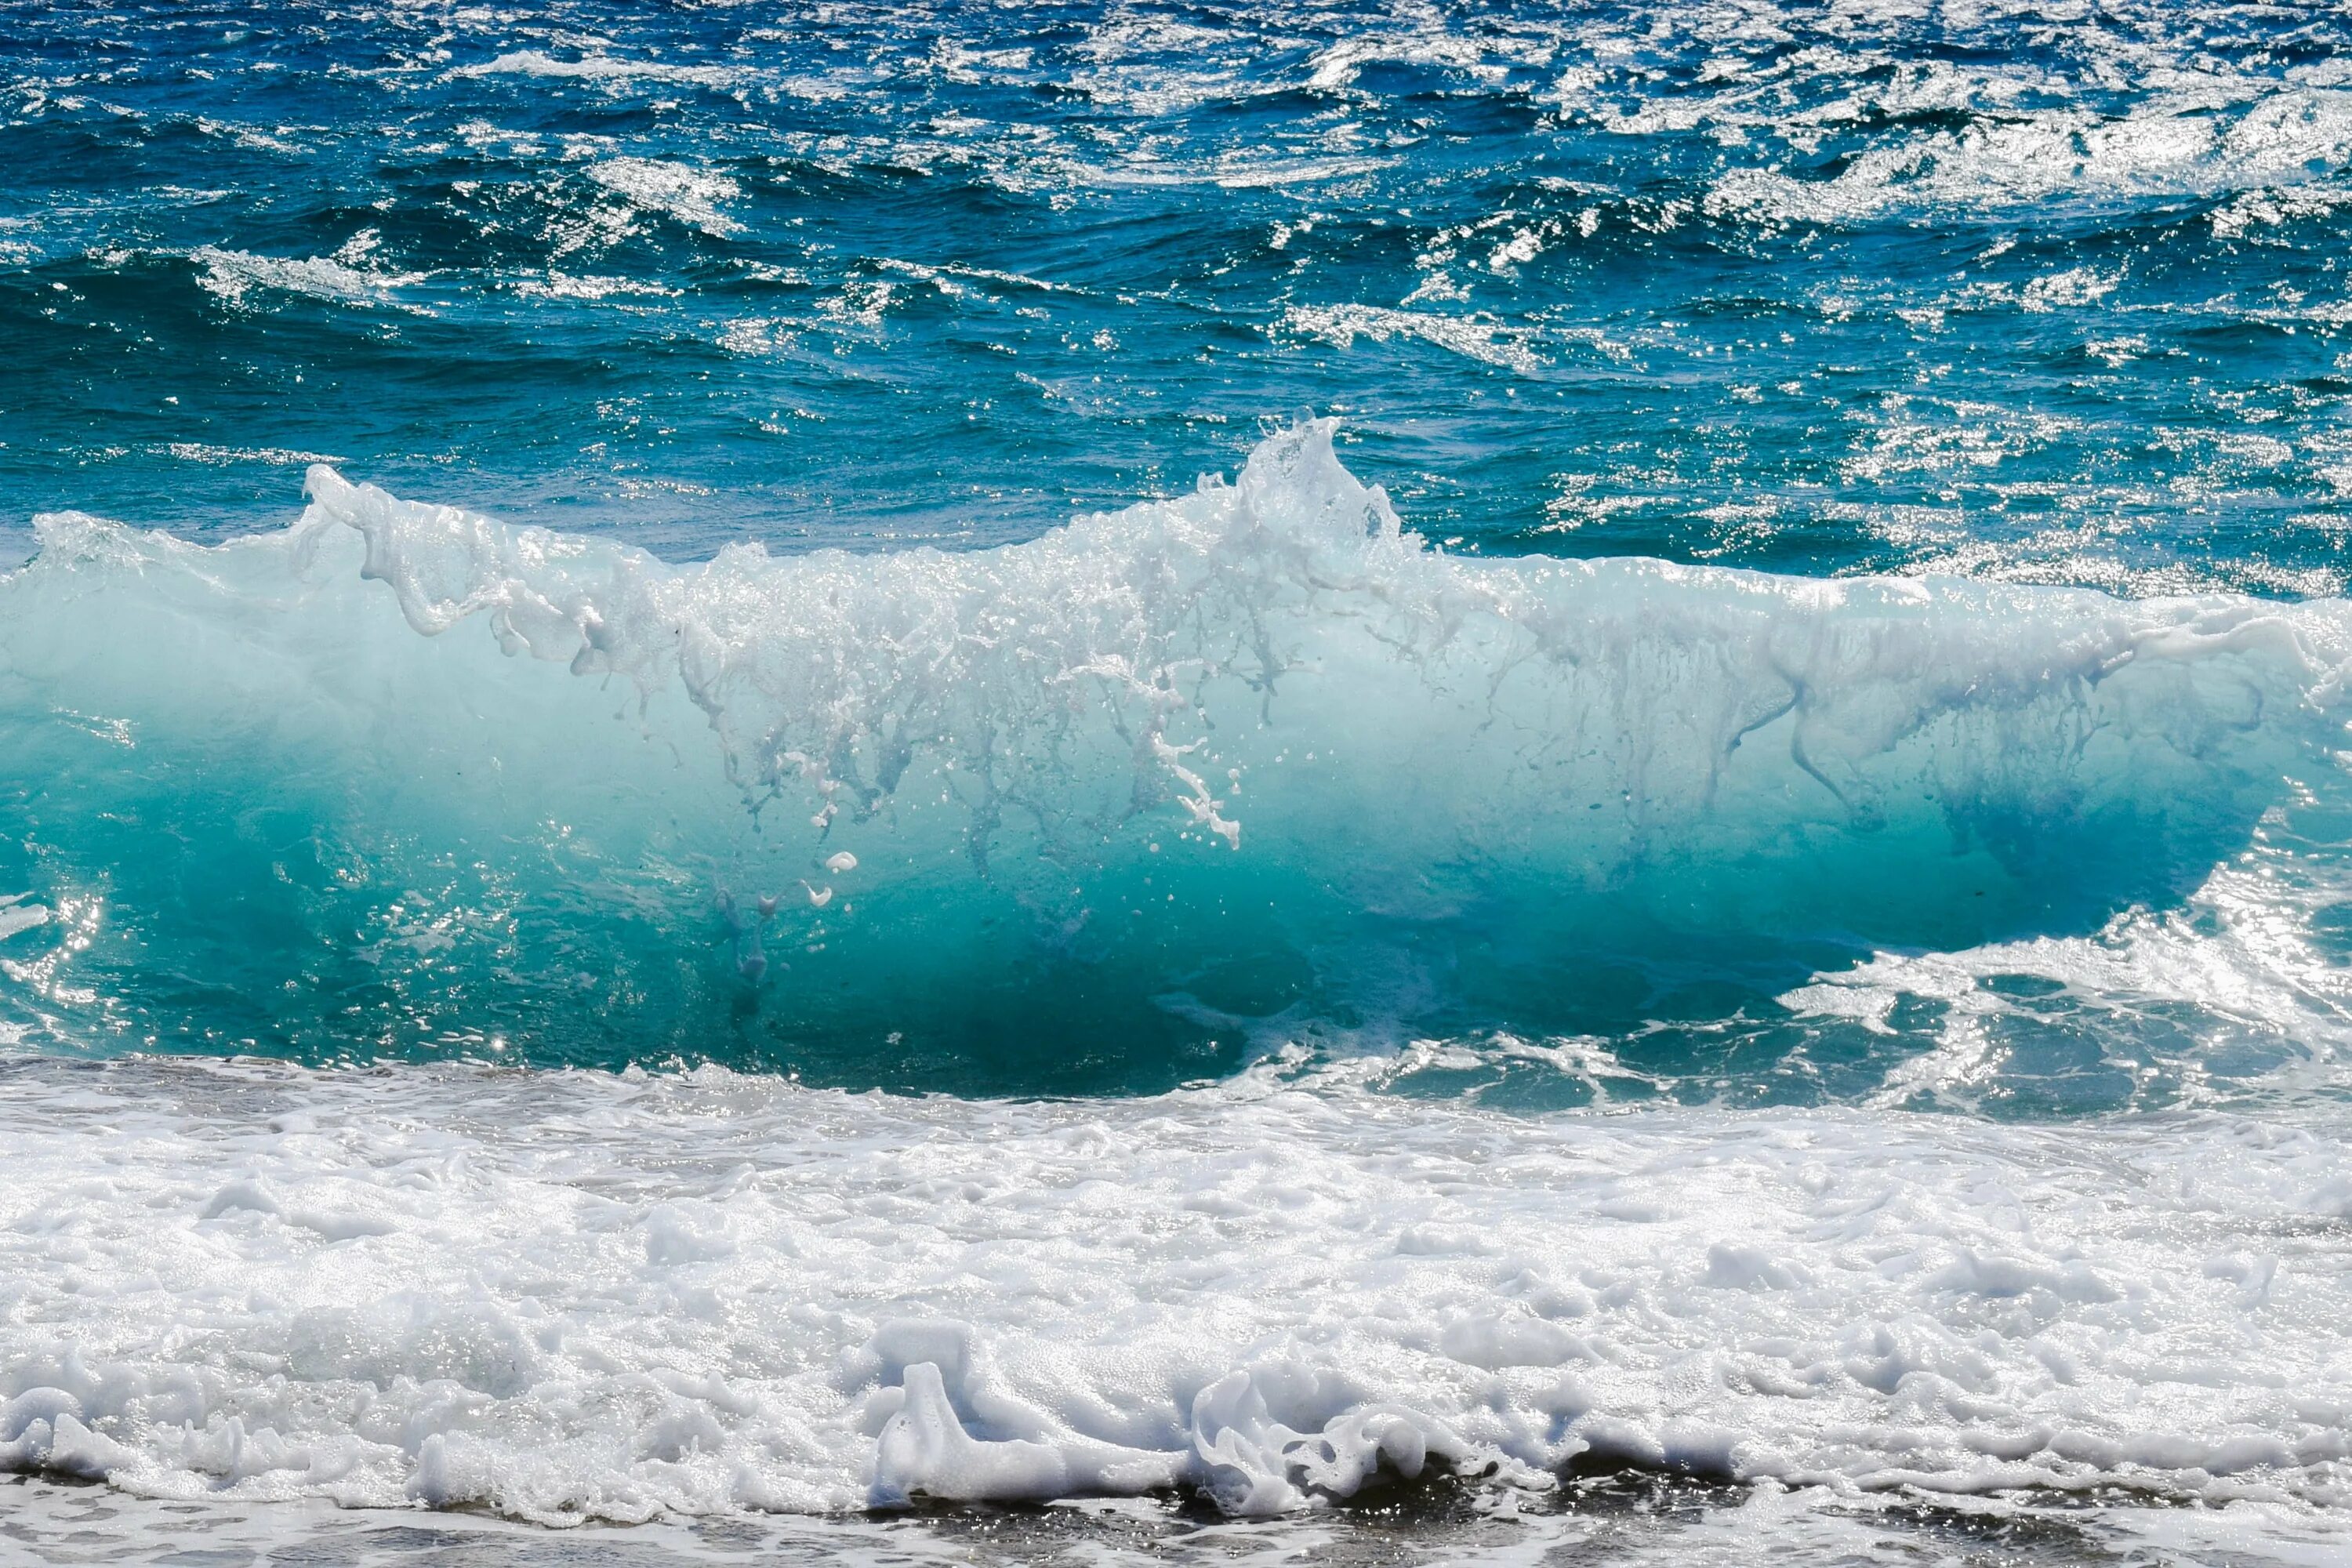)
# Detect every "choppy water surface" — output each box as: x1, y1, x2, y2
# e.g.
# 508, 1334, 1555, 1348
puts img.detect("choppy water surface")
5, 1, 2352, 1563
6, 0, 2352, 583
